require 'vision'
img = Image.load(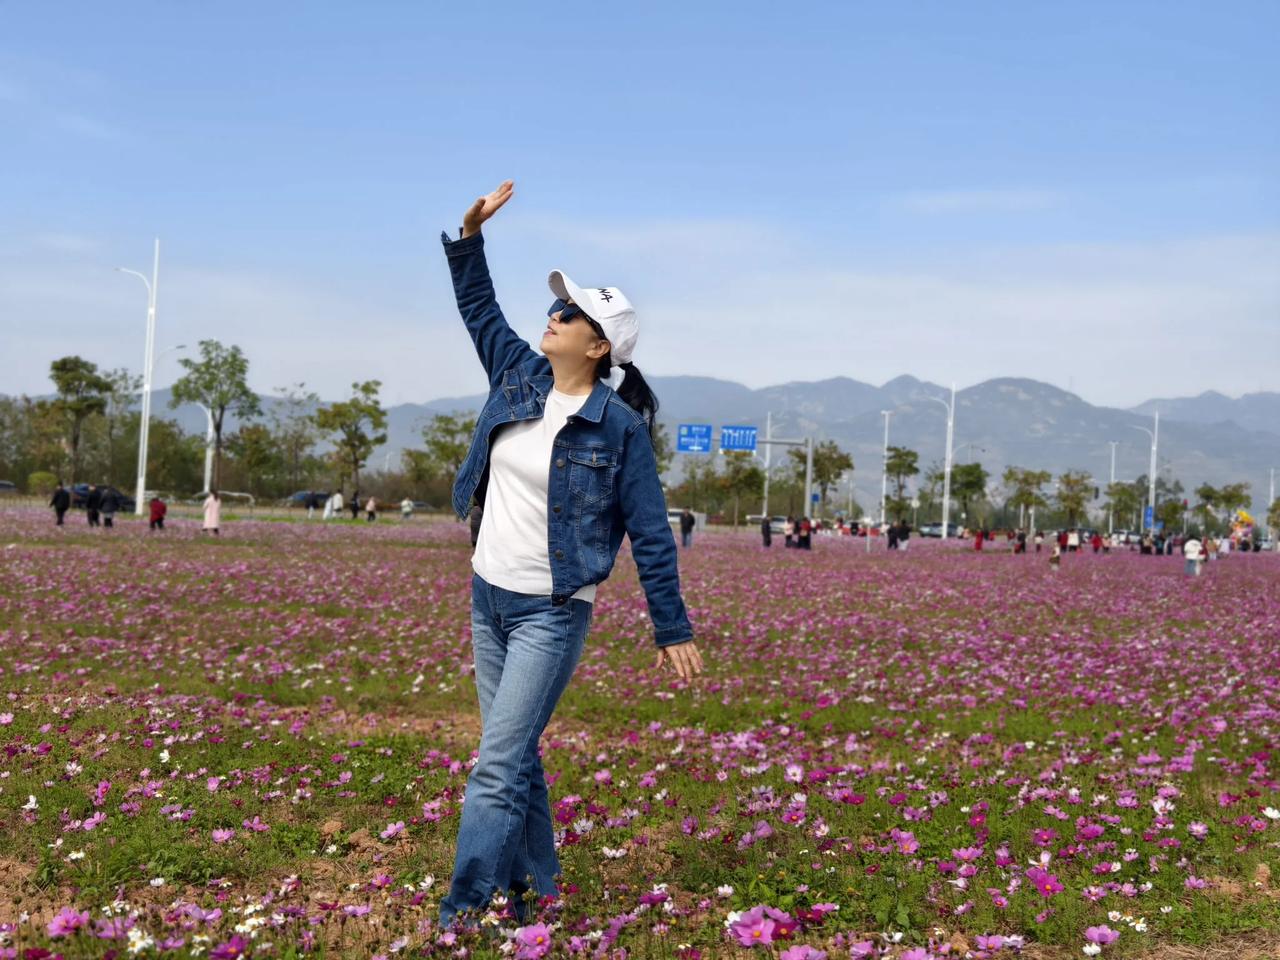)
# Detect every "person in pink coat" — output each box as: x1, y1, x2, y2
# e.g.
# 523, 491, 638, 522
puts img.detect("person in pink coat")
202, 490, 222, 536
